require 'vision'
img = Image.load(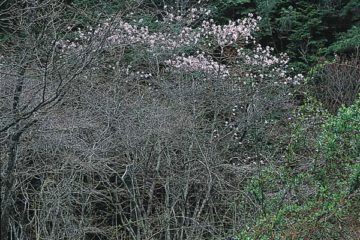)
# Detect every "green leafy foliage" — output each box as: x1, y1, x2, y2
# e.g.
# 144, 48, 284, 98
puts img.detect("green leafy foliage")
319, 95, 360, 175
237, 96, 360, 239
327, 25, 360, 55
